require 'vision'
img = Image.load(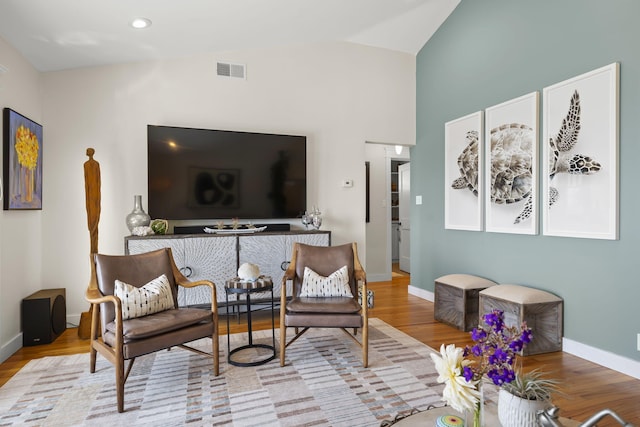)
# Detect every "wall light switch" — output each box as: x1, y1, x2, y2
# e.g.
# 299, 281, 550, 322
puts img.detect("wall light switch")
416, 195, 423, 205
637, 333, 640, 351
342, 179, 353, 188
